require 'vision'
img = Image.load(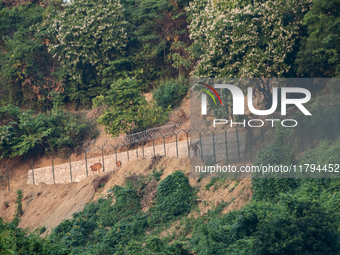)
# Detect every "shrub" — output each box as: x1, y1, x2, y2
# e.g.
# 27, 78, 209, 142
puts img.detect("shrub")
0, 218, 67, 254
253, 199, 340, 255
153, 77, 189, 109
38, 0, 128, 107
252, 125, 298, 201
151, 171, 196, 223
97, 78, 170, 136
0, 104, 96, 159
